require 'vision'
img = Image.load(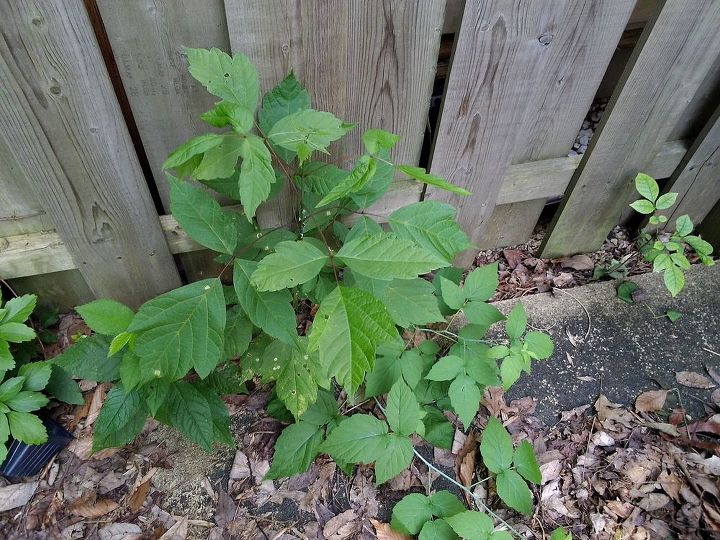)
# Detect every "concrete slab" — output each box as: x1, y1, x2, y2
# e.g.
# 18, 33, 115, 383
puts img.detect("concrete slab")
457, 264, 720, 424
